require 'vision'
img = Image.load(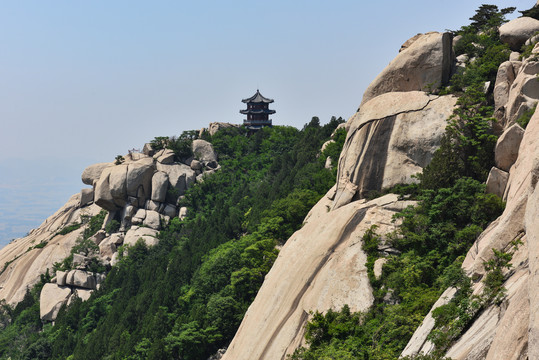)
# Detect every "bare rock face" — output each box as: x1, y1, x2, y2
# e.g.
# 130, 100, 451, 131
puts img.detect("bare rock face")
151, 171, 169, 202
402, 107, 539, 360
206, 122, 240, 136
494, 61, 517, 112
81, 162, 113, 186
0, 195, 102, 305
500, 17, 539, 51
124, 226, 159, 247
192, 139, 218, 163
361, 32, 453, 105
334, 91, 457, 208
486, 167, 509, 198
495, 123, 525, 171
40, 283, 72, 321
222, 194, 407, 360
